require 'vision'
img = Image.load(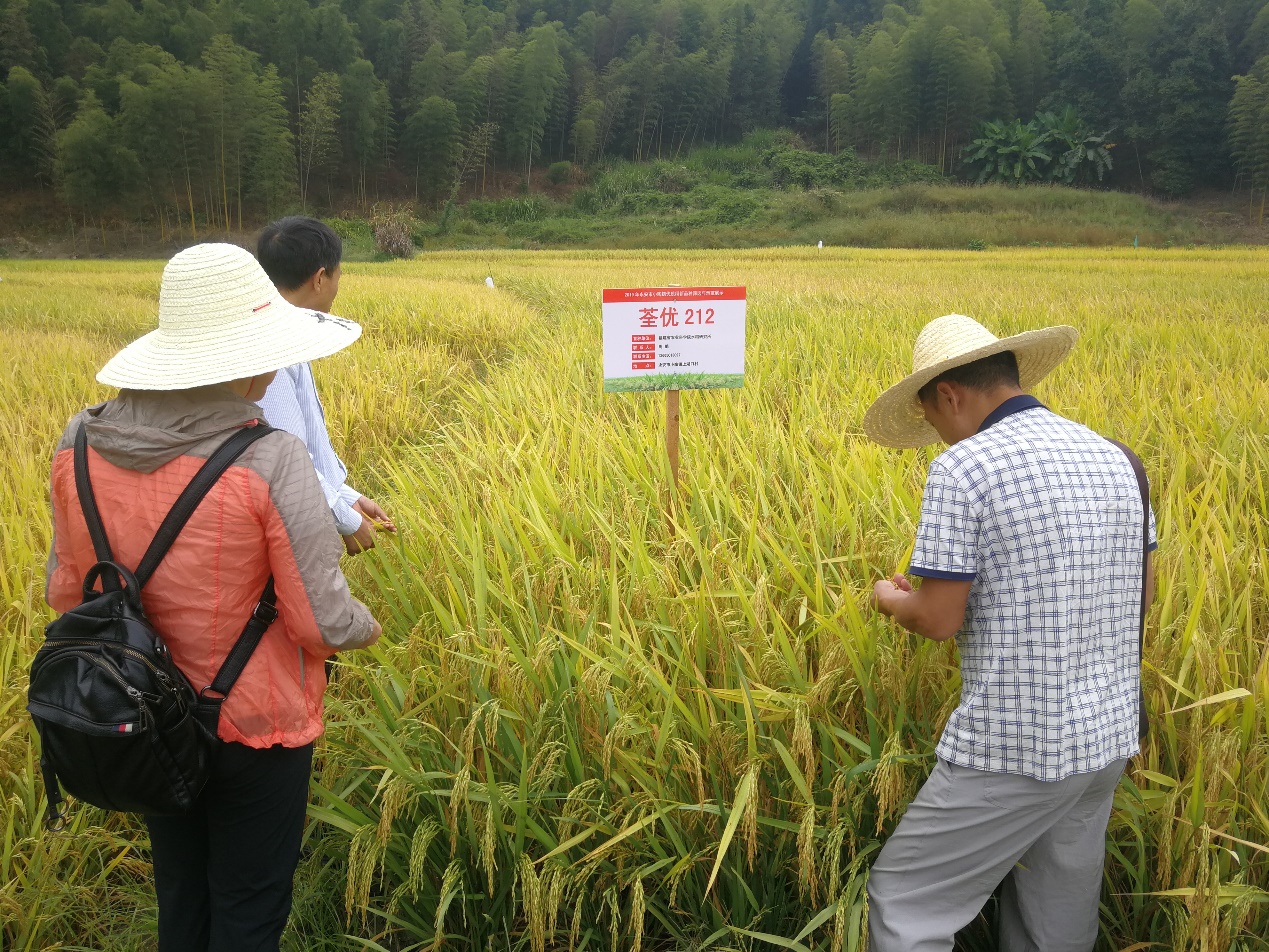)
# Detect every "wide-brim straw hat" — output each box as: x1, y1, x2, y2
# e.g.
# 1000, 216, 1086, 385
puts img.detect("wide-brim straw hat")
97, 243, 361, 390
863, 314, 1078, 448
